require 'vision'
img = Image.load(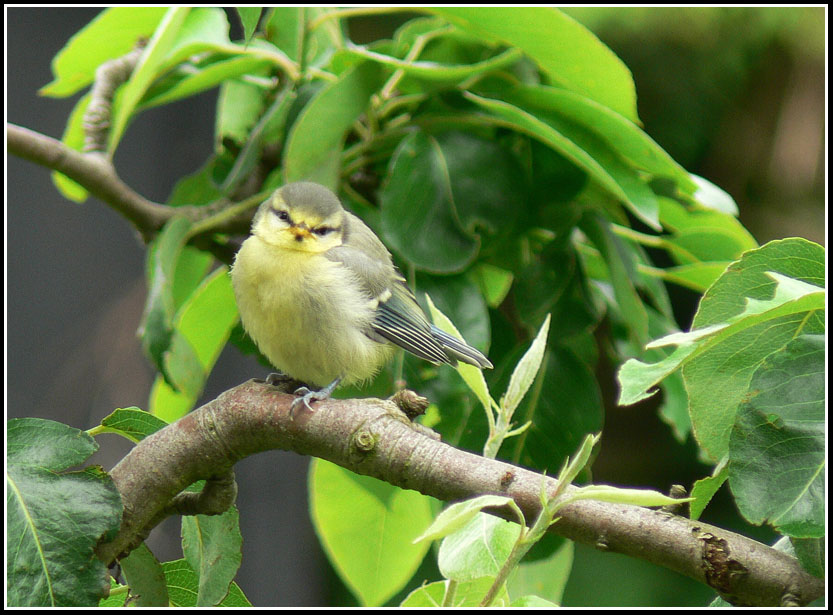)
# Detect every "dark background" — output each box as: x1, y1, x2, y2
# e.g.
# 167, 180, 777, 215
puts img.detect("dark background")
6, 7, 825, 607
